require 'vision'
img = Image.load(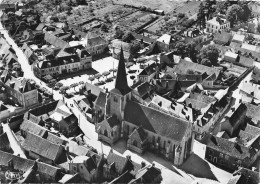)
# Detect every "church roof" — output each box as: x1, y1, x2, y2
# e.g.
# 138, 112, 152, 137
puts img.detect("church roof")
111, 47, 131, 95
